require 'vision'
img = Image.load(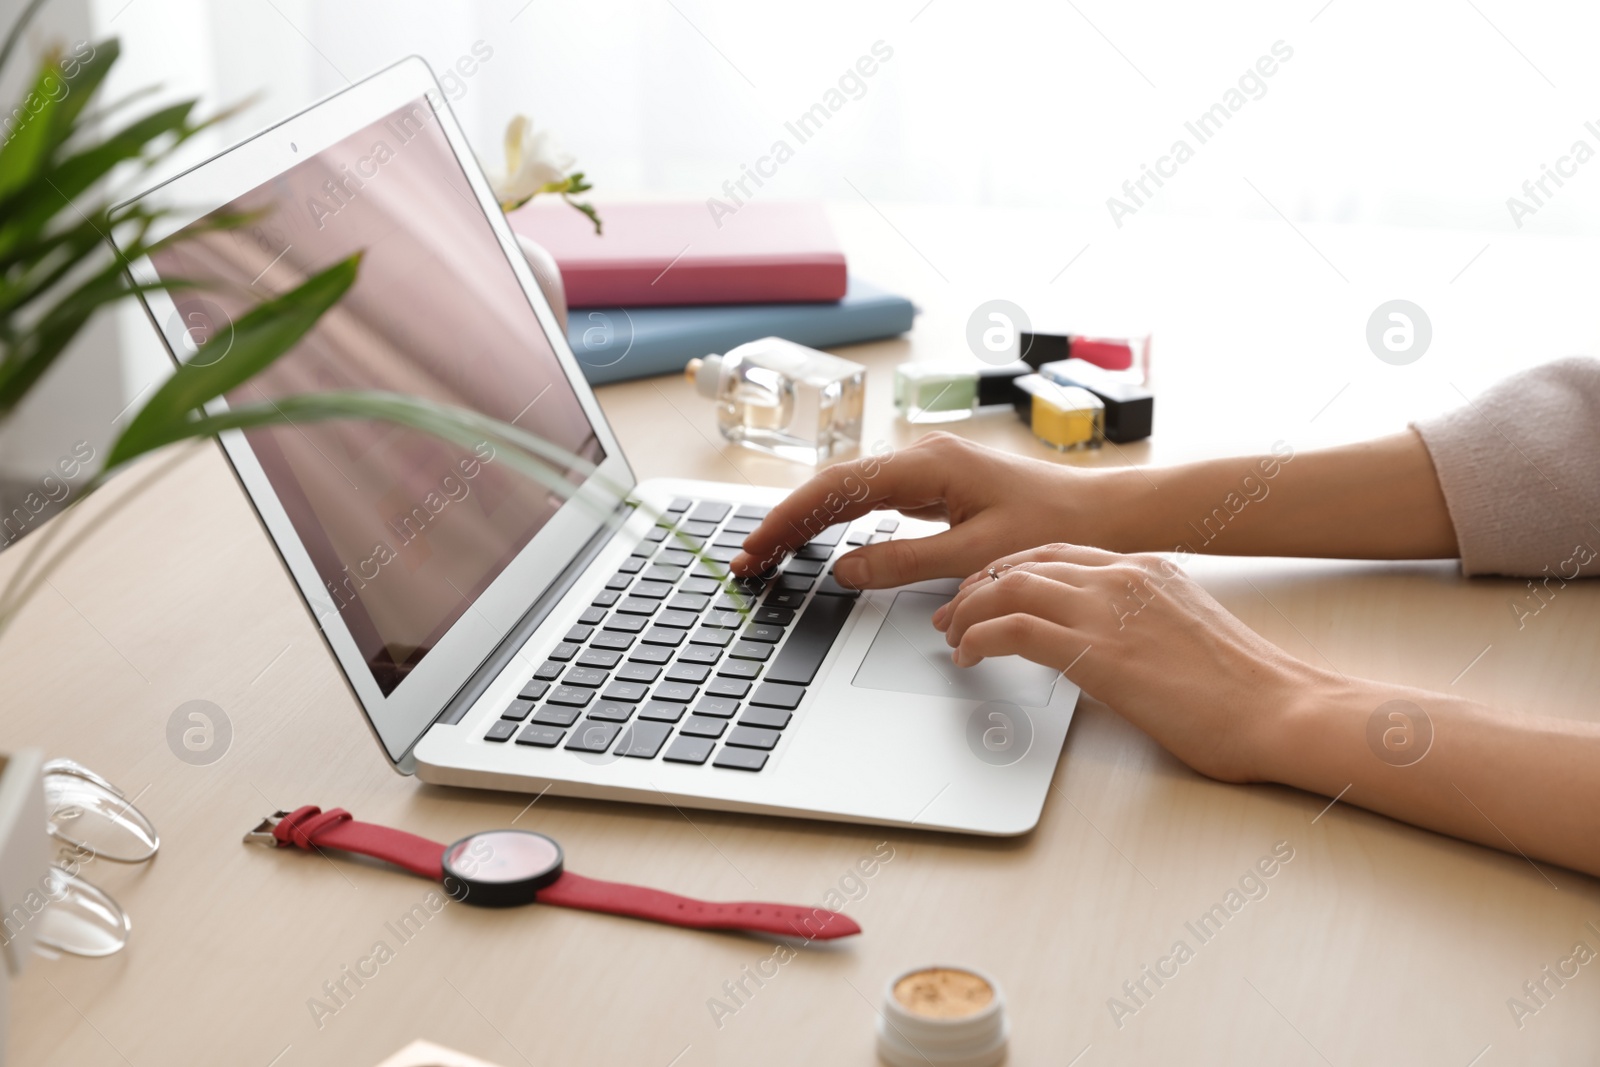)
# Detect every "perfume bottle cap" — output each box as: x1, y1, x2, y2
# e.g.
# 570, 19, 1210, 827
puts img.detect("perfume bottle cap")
685, 355, 723, 398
